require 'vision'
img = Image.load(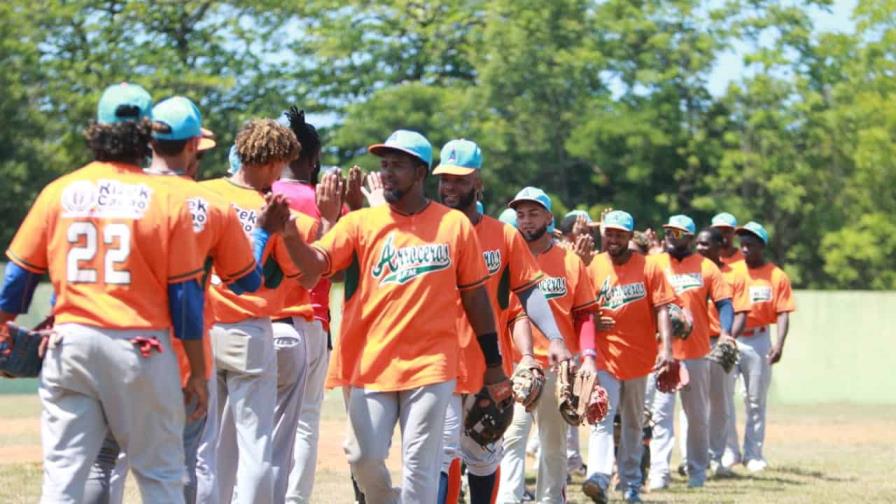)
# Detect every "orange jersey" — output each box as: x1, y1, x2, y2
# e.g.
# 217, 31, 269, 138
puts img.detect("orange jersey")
454, 216, 542, 394
200, 178, 300, 323
273, 212, 320, 321
507, 243, 598, 368
588, 252, 675, 380
740, 261, 796, 330
7, 161, 204, 329
318, 202, 488, 392
708, 262, 751, 336
653, 253, 731, 359
721, 249, 745, 265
